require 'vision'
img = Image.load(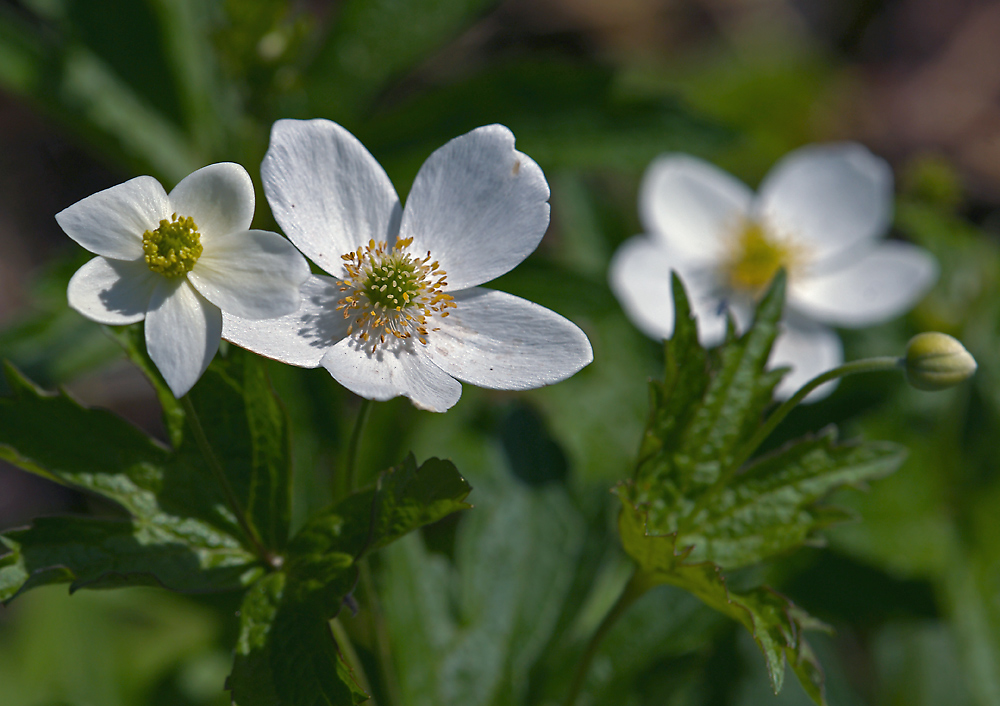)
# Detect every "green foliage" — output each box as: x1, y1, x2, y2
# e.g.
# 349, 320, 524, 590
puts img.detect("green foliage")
228, 454, 471, 706
0, 340, 473, 706
615, 275, 908, 704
